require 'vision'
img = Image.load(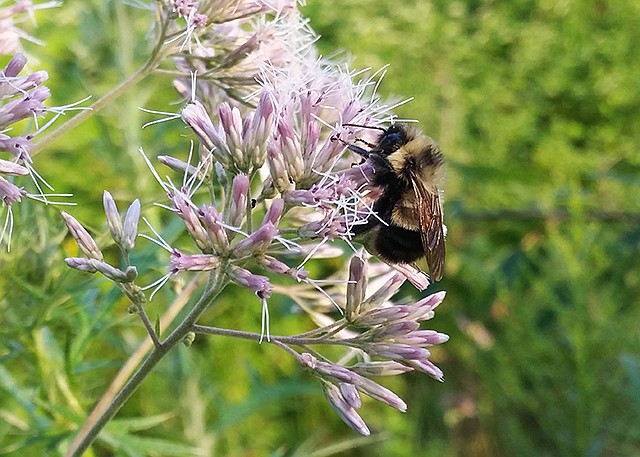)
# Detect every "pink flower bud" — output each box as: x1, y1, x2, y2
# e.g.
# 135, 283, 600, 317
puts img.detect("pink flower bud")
200, 205, 230, 256
61, 211, 103, 261
261, 198, 284, 226
350, 361, 414, 377
169, 250, 220, 273
103, 190, 123, 242
169, 189, 211, 252
267, 142, 292, 193
0, 176, 24, 205
229, 173, 250, 227
122, 199, 140, 252
322, 382, 370, 436
345, 256, 366, 321
259, 255, 308, 281
3, 53, 27, 77
227, 265, 272, 299
232, 222, 278, 257
339, 383, 361, 409
158, 155, 200, 177
0, 159, 28, 176
406, 359, 445, 382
